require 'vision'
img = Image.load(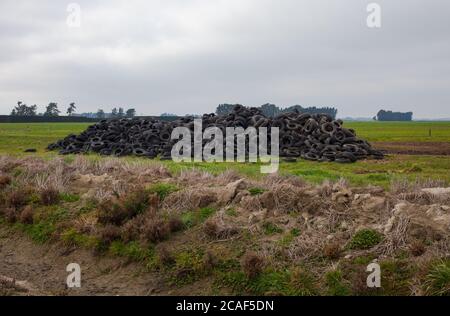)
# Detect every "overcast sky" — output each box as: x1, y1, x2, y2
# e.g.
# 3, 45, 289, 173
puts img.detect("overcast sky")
0, 0, 449, 118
